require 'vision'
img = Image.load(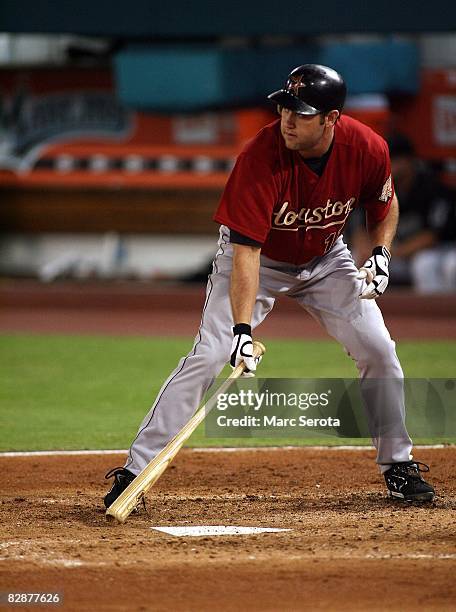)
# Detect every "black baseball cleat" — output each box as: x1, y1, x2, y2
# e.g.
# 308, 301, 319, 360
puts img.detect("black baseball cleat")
103, 467, 136, 508
384, 461, 435, 502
